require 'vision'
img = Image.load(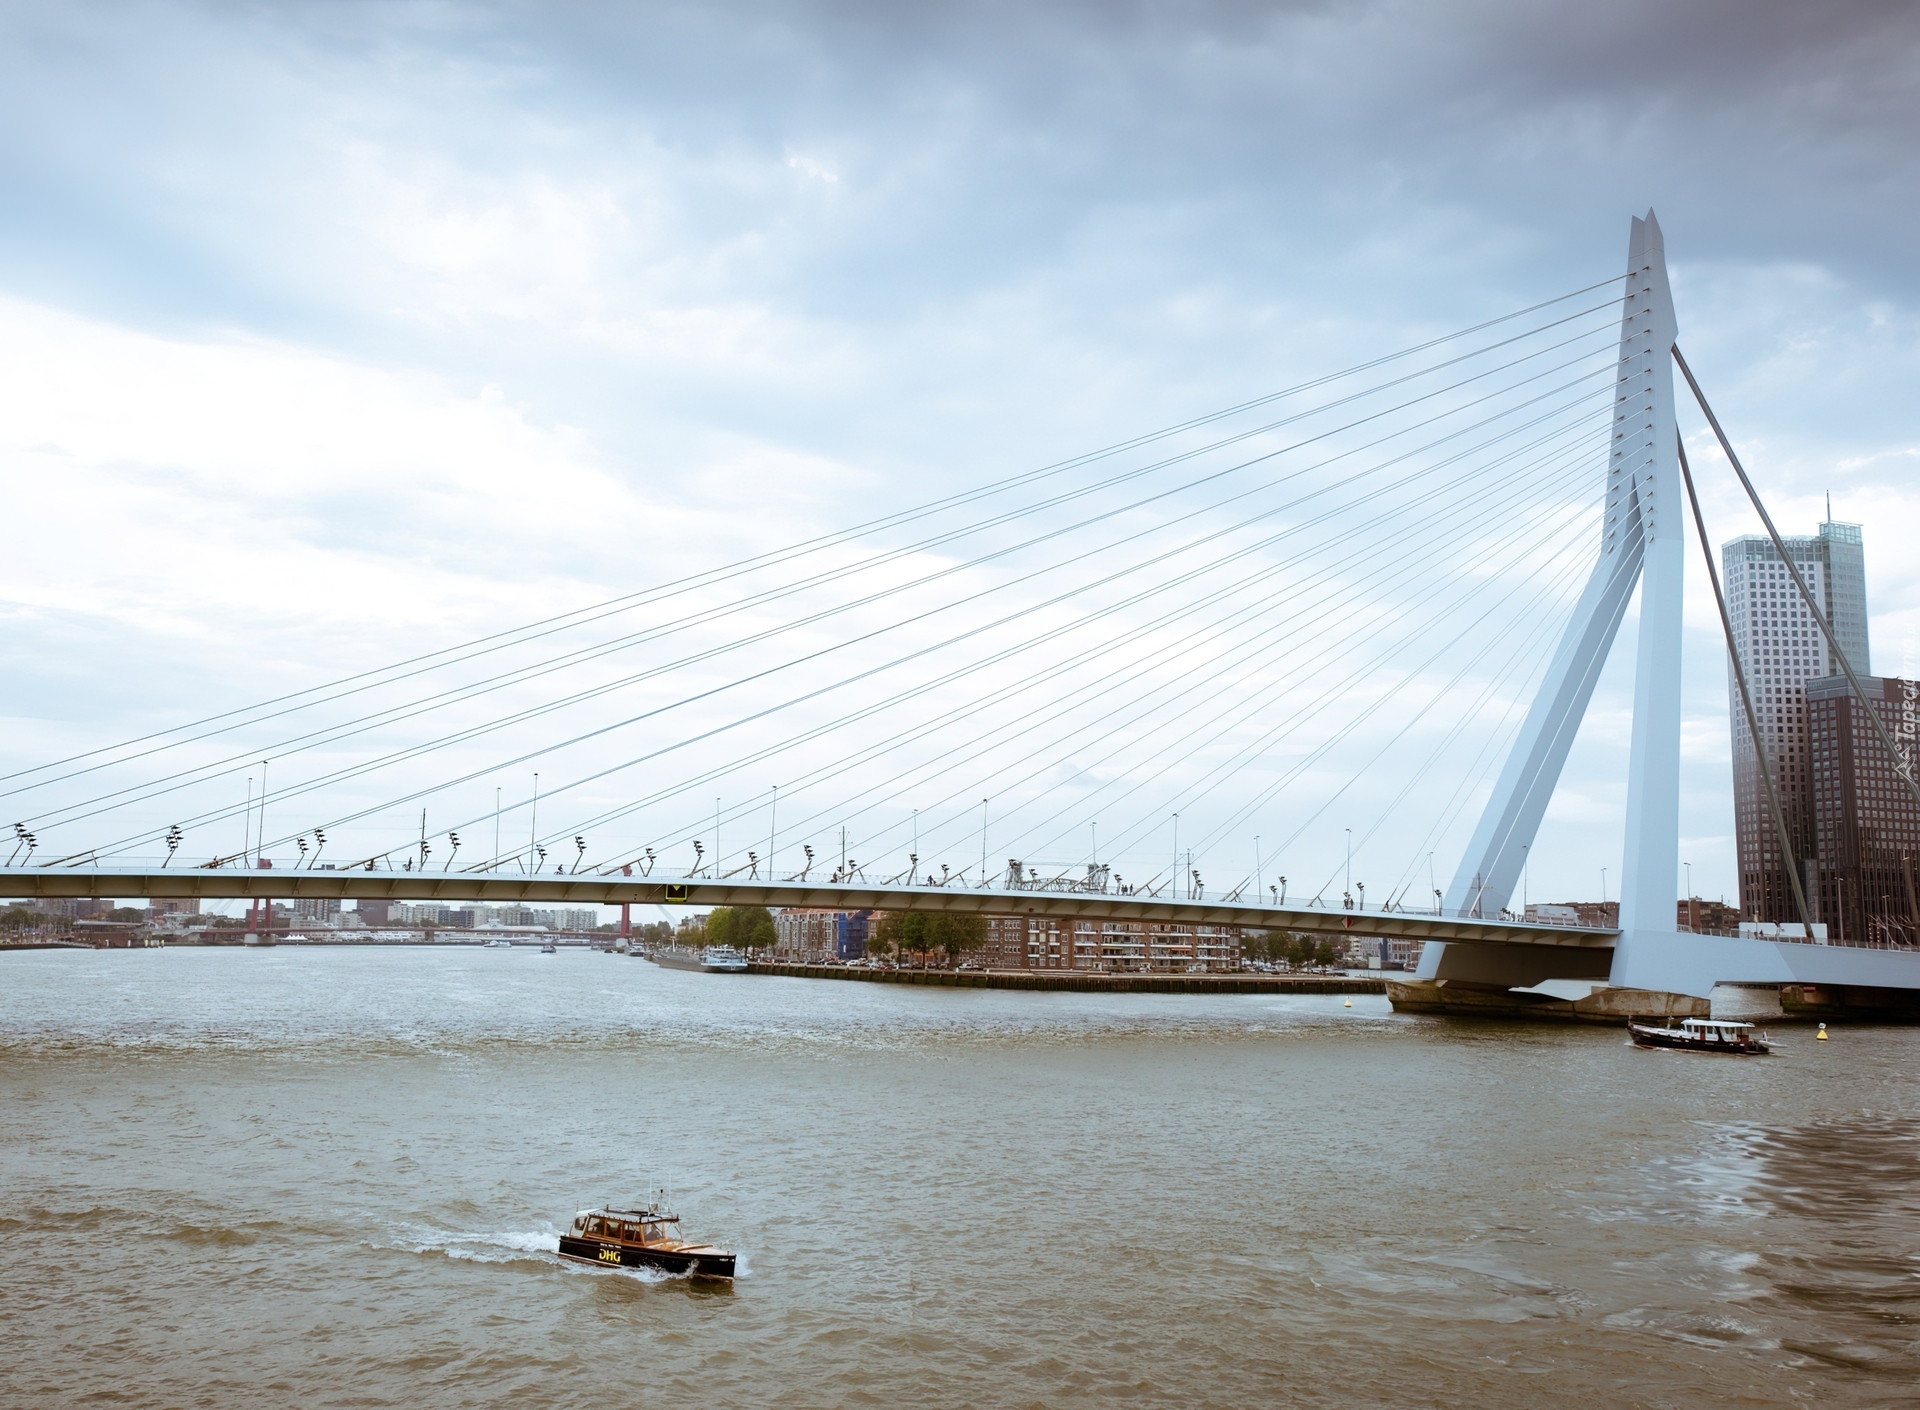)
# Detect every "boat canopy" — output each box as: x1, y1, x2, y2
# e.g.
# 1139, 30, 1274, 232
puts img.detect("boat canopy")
1678, 1018, 1754, 1030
